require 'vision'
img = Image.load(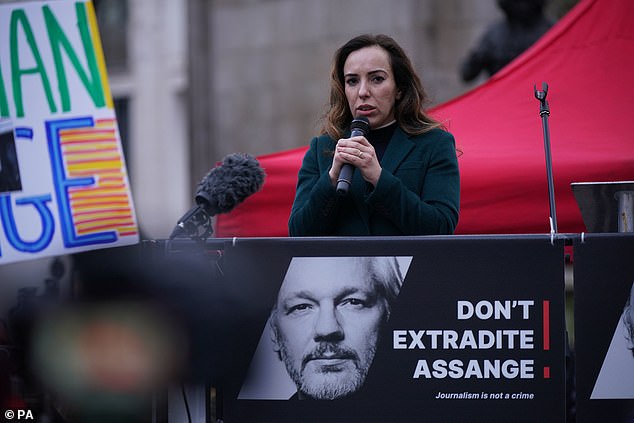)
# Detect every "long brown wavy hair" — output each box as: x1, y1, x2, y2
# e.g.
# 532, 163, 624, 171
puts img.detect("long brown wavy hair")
321, 34, 441, 140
